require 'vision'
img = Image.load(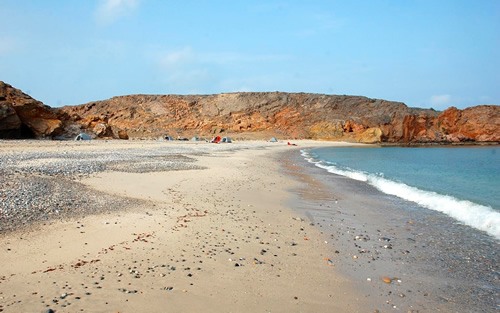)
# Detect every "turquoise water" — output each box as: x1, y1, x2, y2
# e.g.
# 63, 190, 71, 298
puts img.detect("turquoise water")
302, 146, 500, 239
